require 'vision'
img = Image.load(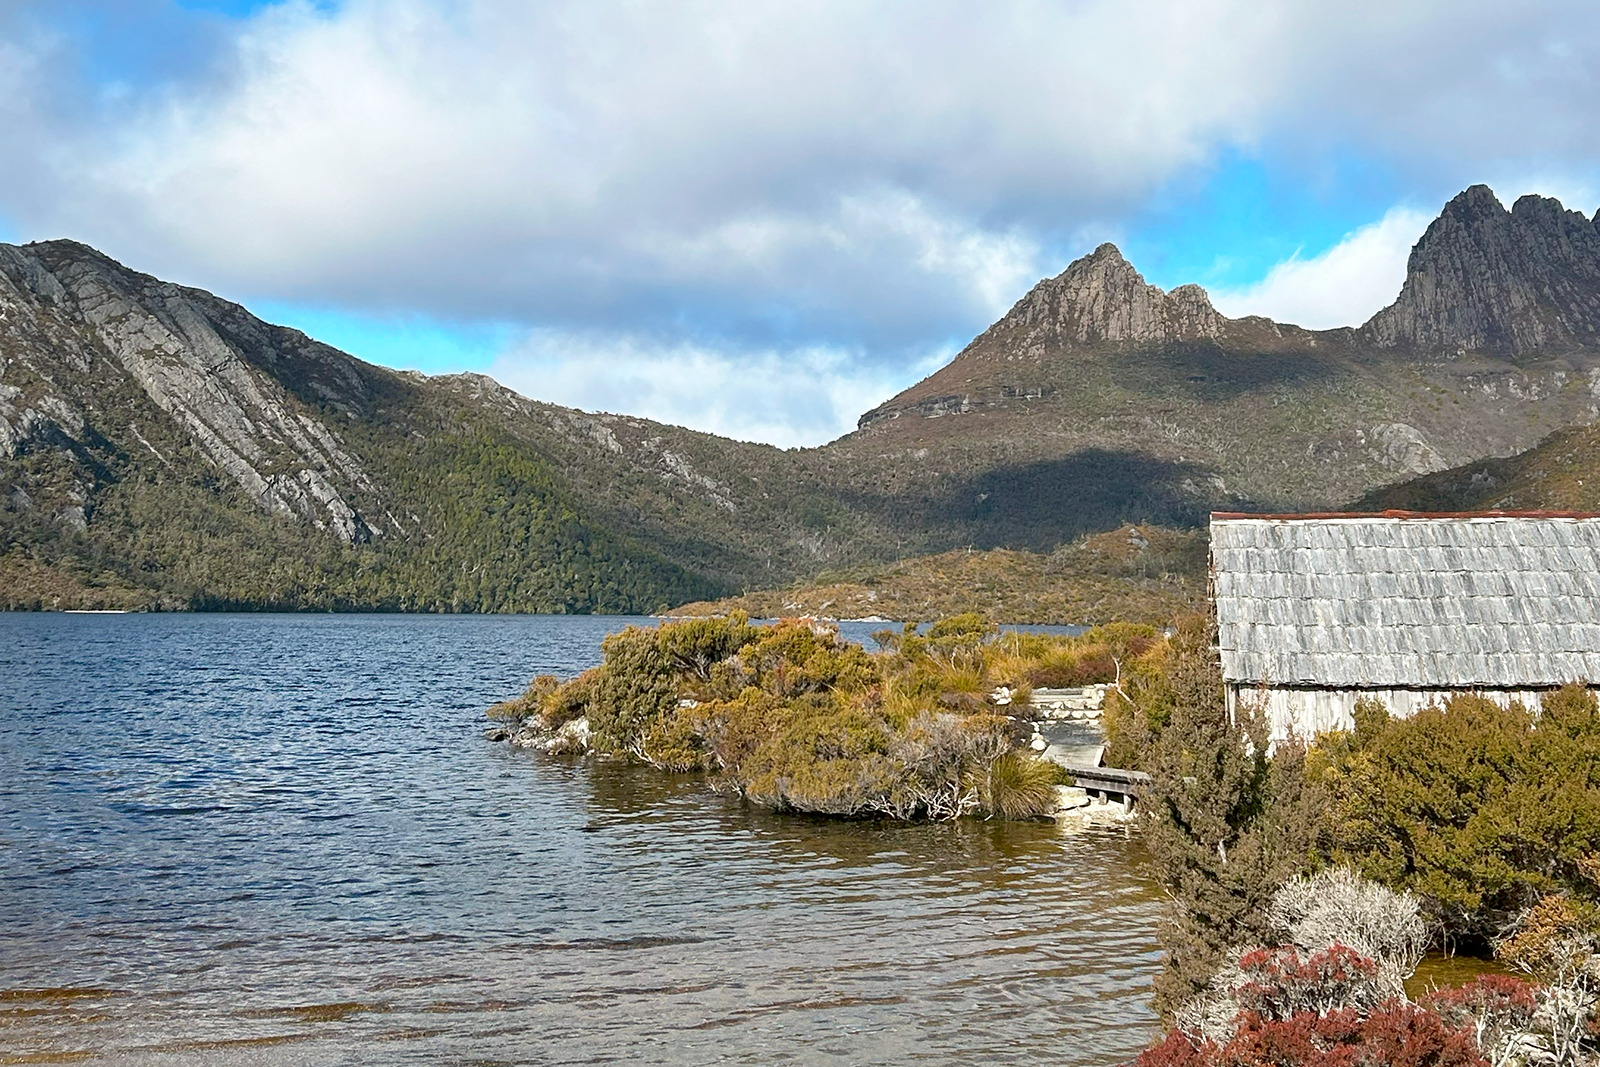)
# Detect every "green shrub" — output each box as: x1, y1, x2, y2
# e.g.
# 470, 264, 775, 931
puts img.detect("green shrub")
640, 701, 718, 773
491, 613, 1102, 822
1313, 685, 1600, 942
539, 670, 596, 728
736, 618, 878, 698
586, 625, 678, 753
487, 673, 561, 721
1112, 612, 1321, 1018
656, 613, 756, 682
1101, 613, 1210, 770
926, 612, 991, 641
739, 696, 895, 815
